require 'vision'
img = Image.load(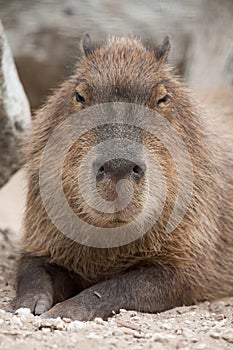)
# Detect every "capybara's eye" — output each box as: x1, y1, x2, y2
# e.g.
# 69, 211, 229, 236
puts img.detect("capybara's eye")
75, 91, 85, 107
157, 94, 171, 107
